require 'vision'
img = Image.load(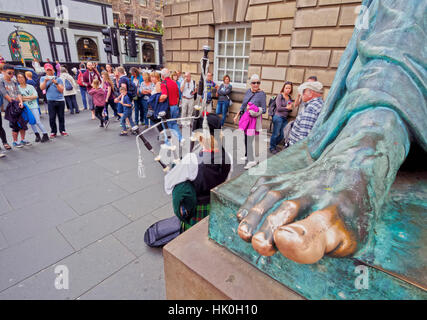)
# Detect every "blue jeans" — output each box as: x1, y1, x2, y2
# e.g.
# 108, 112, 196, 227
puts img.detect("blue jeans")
121, 107, 135, 131
134, 97, 143, 125
216, 100, 230, 127
169, 105, 182, 141
270, 115, 287, 151
65, 95, 79, 113
79, 86, 88, 110
141, 98, 151, 126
